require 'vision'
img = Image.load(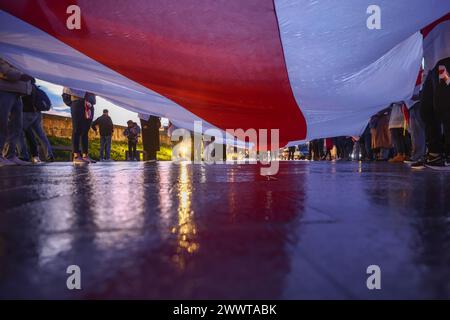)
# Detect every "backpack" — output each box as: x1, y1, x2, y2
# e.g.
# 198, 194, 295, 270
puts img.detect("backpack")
32, 85, 52, 111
